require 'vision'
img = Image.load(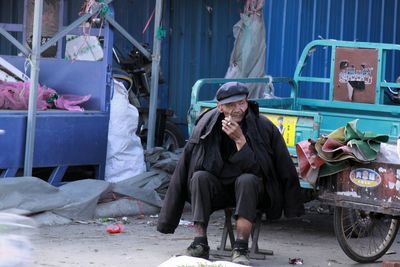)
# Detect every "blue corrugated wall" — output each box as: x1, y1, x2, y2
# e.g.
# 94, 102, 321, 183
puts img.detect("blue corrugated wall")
265, 0, 400, 99
1, 0, 399, 136
167, 0, 239, 127
0, 0, 24, 55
